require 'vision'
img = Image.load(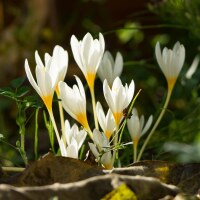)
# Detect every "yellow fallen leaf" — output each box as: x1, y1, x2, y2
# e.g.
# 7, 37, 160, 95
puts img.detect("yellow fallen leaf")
101, 183, 137, 200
